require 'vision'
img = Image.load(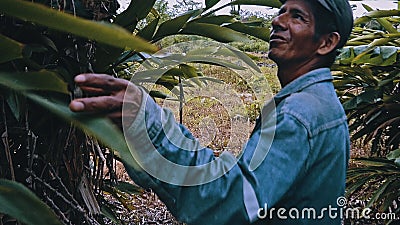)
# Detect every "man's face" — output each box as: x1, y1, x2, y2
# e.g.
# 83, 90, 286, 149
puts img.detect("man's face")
268, 0, 321, 65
